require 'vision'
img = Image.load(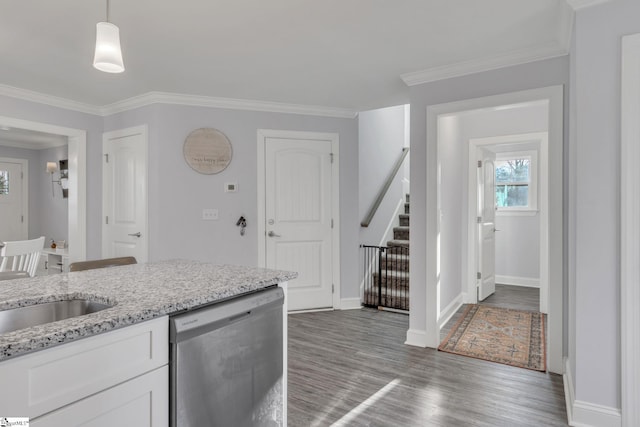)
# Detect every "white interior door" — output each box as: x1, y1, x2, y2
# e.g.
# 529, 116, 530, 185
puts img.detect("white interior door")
0, 159, 27, 242
478, 148, 496, 301
265, 137, 333, 311
102, 126, 148, 263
